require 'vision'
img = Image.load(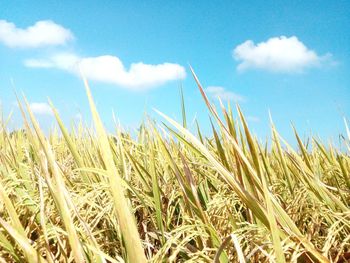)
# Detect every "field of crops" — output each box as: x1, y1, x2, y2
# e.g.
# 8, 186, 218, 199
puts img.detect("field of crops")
0, 74, 349, 263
